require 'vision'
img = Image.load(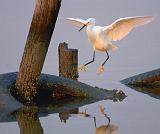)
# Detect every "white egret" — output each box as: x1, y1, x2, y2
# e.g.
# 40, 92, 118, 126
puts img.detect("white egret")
65, 16, 154, 74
